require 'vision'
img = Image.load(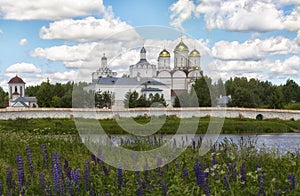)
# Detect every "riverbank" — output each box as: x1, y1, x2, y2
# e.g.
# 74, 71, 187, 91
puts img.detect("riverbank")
0, 117, 299, 134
